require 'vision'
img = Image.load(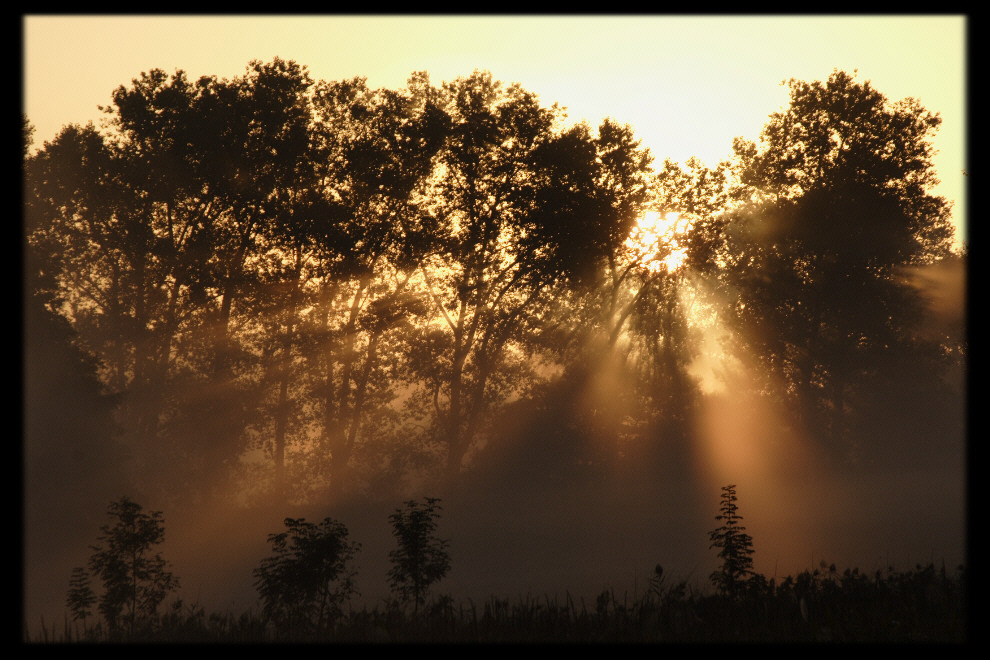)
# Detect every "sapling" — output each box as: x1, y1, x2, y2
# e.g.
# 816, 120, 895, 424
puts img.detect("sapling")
387, 497, 451, 614
67, 496, 179, 637
708, 484, 755, 597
